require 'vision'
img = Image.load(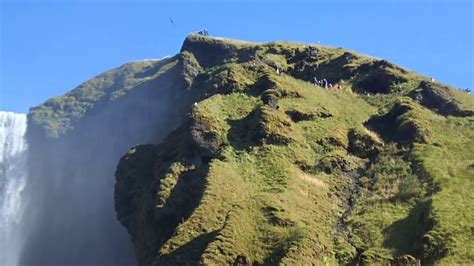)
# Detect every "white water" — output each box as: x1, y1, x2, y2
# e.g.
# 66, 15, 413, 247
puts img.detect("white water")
0, 111, 27, 266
